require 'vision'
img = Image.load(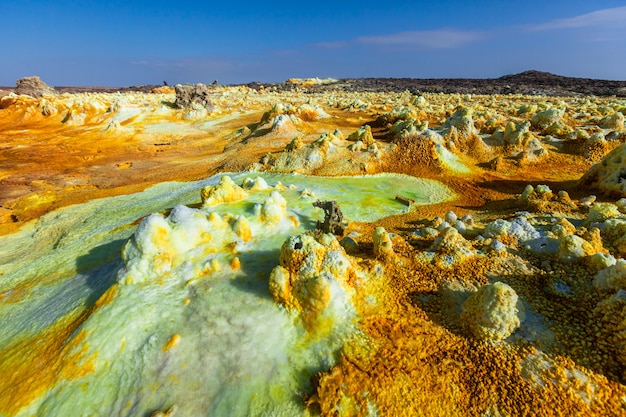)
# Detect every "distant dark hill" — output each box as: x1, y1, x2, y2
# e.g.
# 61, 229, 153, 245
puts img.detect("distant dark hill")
498, 70, 569, 83
492, 70, 625, 96
256, 70, 626, 97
